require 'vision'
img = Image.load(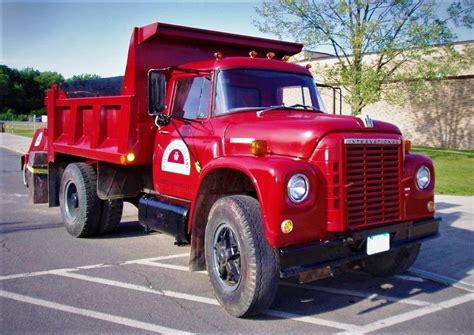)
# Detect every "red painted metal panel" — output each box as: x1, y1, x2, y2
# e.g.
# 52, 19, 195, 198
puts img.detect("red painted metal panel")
344, 144, 402, 229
